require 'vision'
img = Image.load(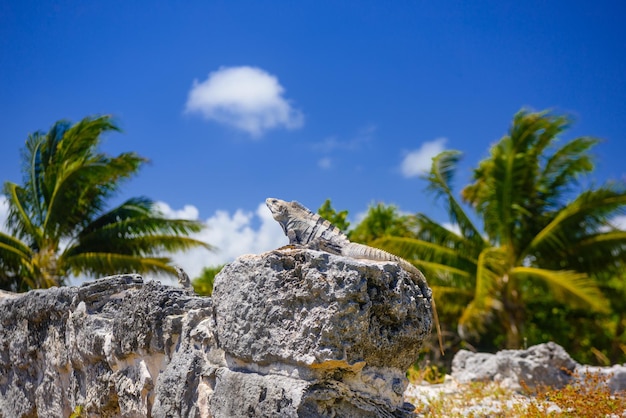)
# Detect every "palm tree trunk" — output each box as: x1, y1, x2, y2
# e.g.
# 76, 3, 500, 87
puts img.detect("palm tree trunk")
610, 311, 626, 363
501, 280, 524, 348
33, 245, 61, 288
